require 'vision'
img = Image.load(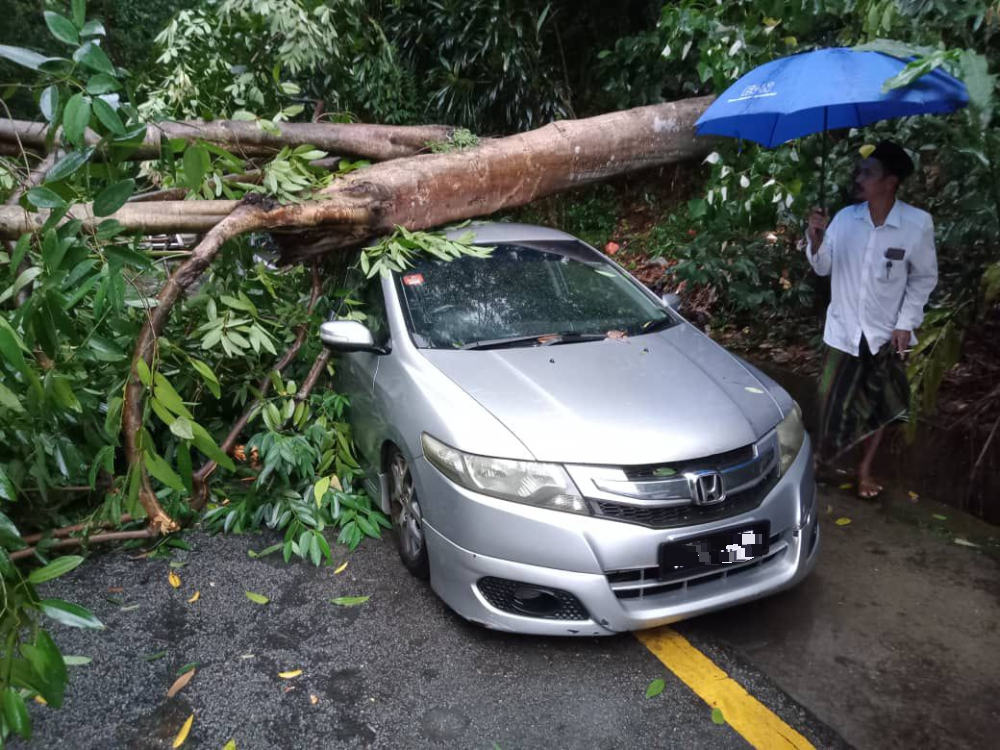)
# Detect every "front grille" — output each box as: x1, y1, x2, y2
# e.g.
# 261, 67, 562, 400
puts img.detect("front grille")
624, 444, 756, 480
591, 468, 778, 529
607, 532, 787, 600
477, 577, 590, 621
